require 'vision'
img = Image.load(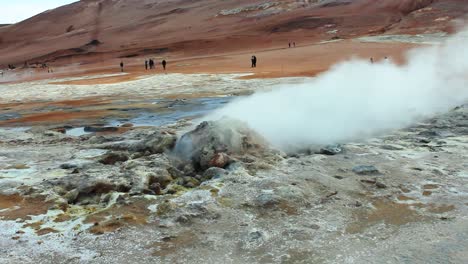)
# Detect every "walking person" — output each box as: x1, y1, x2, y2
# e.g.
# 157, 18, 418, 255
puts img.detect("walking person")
120, 61, 124, 72
251, 56, 257, 68
145, 60, 148, 70
162, 60, 167, 71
